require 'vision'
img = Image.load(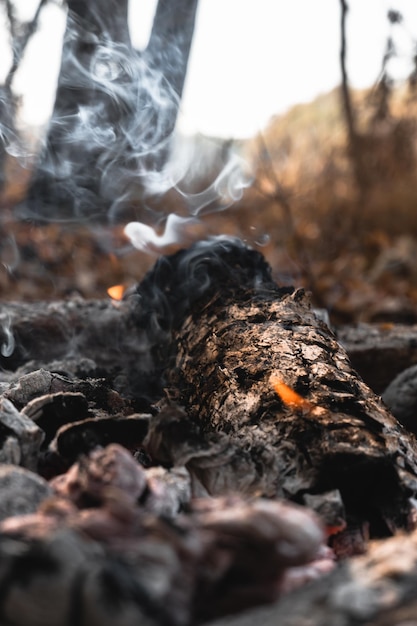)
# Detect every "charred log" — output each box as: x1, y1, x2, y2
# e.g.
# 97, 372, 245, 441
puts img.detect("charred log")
134, 238, 417, 538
